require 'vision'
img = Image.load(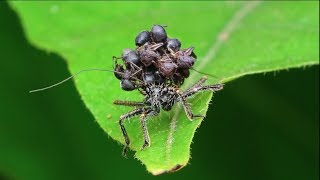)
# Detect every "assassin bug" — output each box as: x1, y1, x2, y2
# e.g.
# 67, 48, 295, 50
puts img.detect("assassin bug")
113, 76, 223, 156
29, 25, 224, 157
29, 66, 223, 157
